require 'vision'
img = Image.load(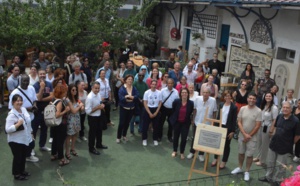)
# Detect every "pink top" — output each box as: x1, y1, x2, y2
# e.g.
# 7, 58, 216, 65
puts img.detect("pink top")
175, 83, 189, 93
178, 104, 187, 122
146, 78, 162, 90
